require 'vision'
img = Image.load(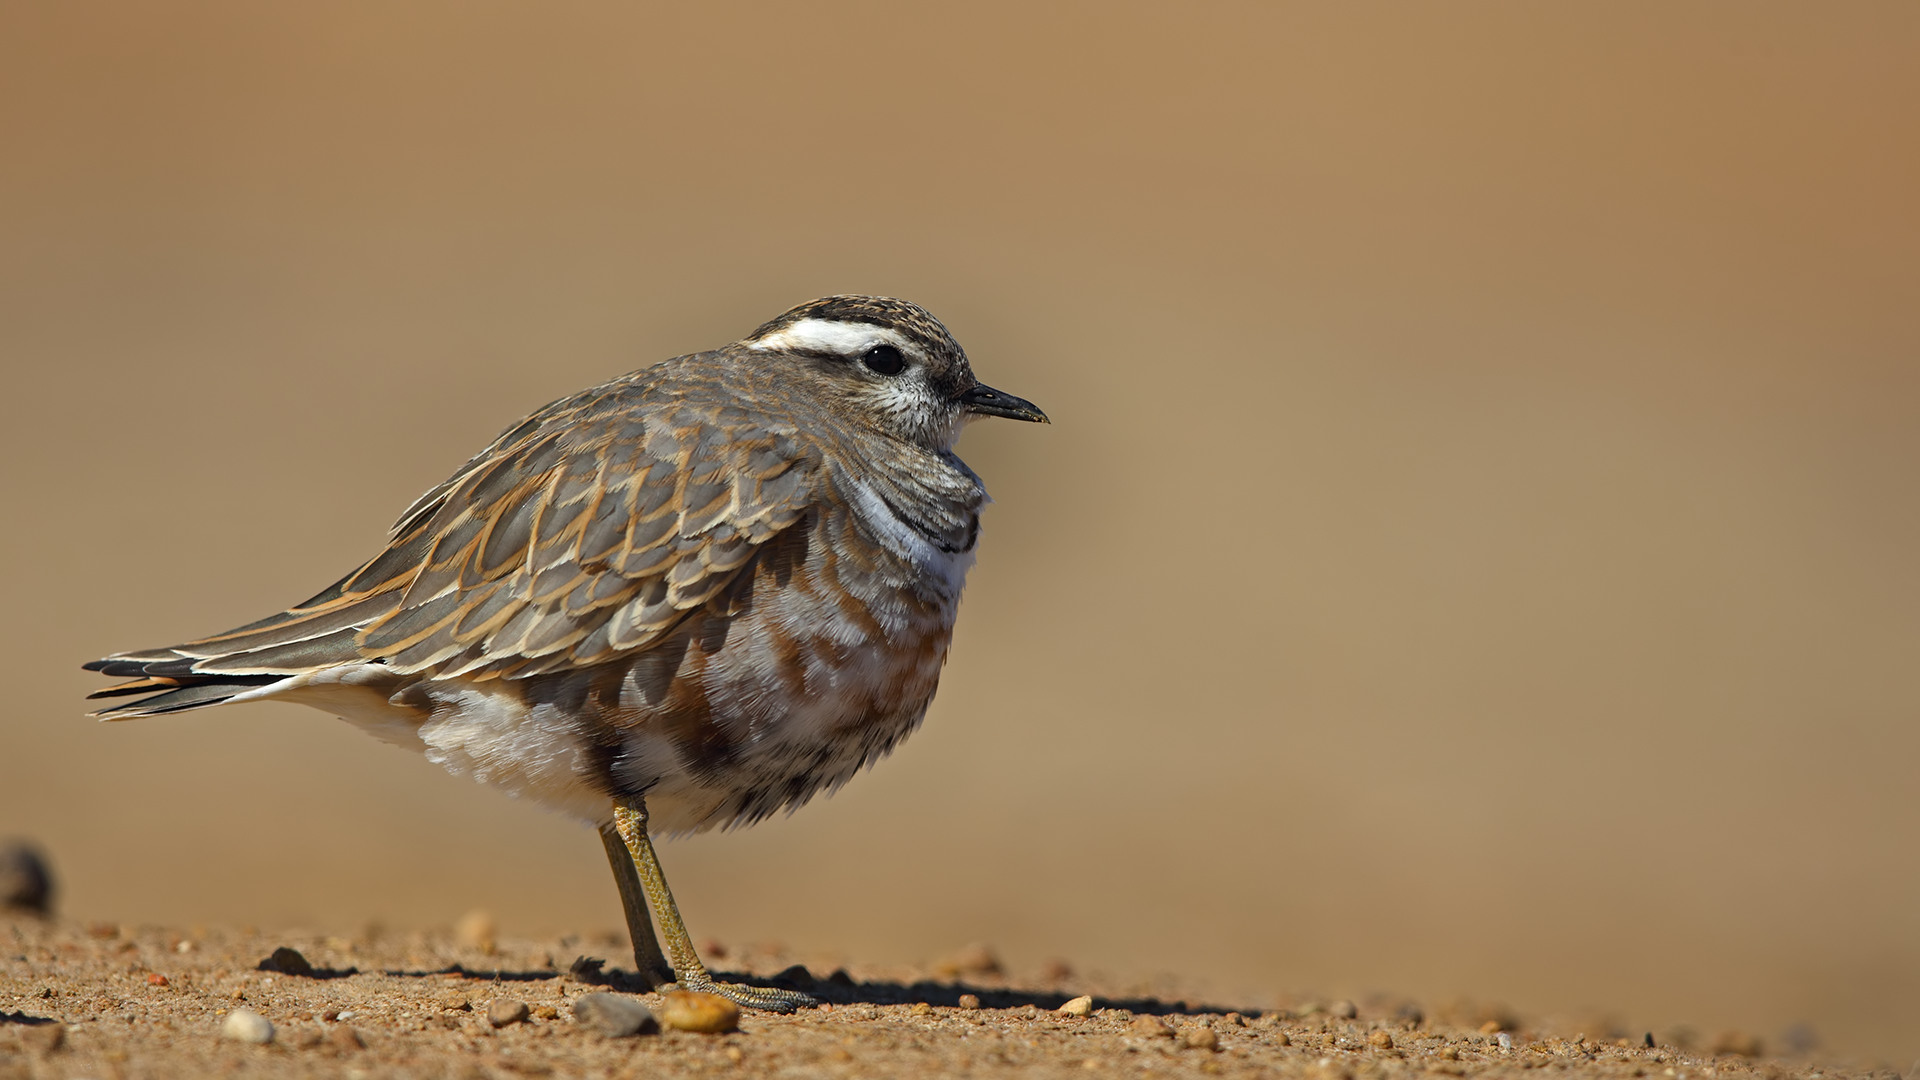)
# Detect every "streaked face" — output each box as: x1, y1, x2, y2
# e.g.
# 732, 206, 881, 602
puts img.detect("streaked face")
744, 316, 976, 450
743, 297, 1048, 450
